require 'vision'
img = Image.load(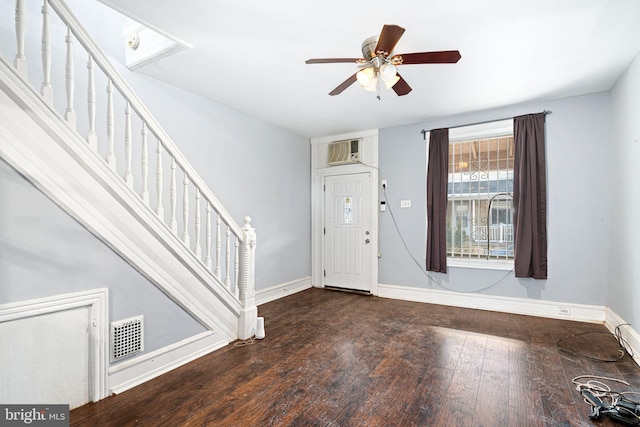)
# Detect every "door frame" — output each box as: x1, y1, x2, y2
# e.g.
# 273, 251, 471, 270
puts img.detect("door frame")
311, 131, 379, 296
